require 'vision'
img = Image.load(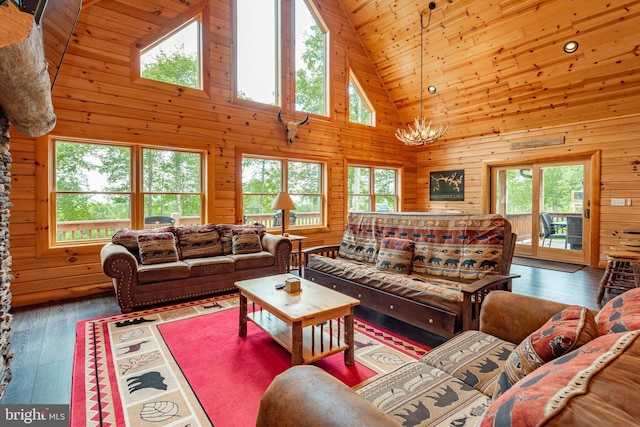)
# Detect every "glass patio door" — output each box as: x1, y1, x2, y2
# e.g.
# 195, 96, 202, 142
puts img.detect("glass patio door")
492, 160, 588, 263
